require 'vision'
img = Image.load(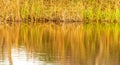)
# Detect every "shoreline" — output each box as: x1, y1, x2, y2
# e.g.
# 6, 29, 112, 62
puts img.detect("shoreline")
0, 16, 119, 24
